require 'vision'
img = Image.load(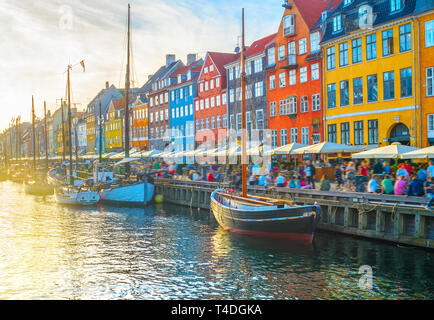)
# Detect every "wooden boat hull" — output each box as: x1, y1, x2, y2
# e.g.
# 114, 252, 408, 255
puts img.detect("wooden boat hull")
210, 189, 321, 244
25, 183, 54, 196
99, 182, 154, 207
